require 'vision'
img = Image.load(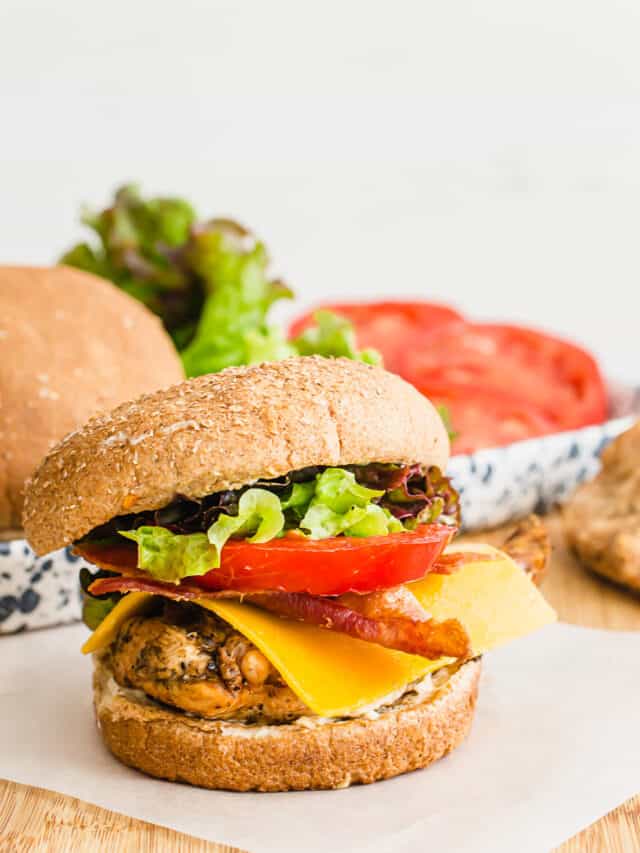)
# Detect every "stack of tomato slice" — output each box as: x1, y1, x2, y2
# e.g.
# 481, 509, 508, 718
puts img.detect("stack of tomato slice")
289, 301, 463, 375
290, 303, 608, 454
